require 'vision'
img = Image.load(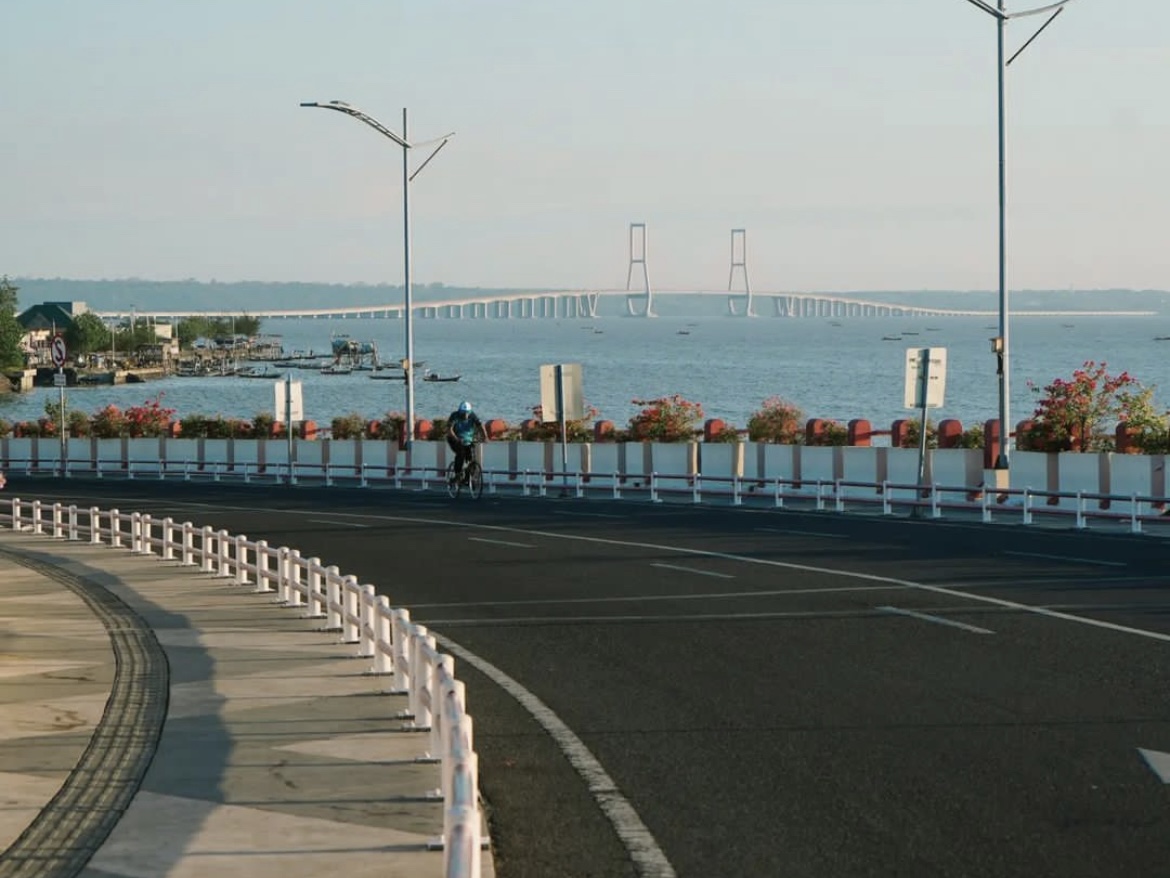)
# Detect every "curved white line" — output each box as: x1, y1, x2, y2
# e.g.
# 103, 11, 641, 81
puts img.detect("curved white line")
434, 634, 677, 878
